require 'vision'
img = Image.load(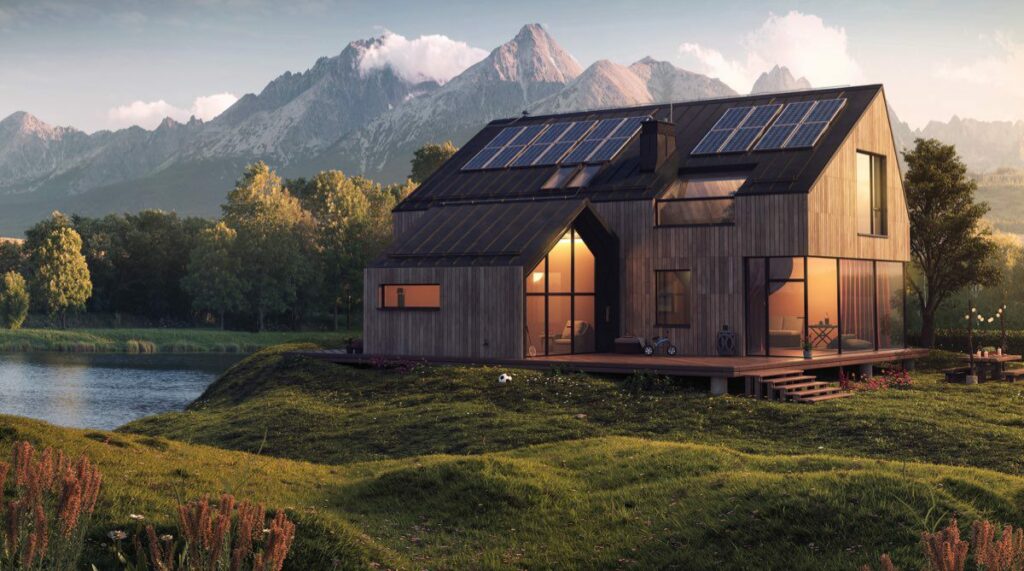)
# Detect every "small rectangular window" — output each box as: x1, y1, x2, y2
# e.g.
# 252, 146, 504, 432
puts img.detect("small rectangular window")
655, 270, 691, 326
542, 166, 579, 190
378, 284, 440, 309
655, 174, 744, 226
857, 152, 887, 236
